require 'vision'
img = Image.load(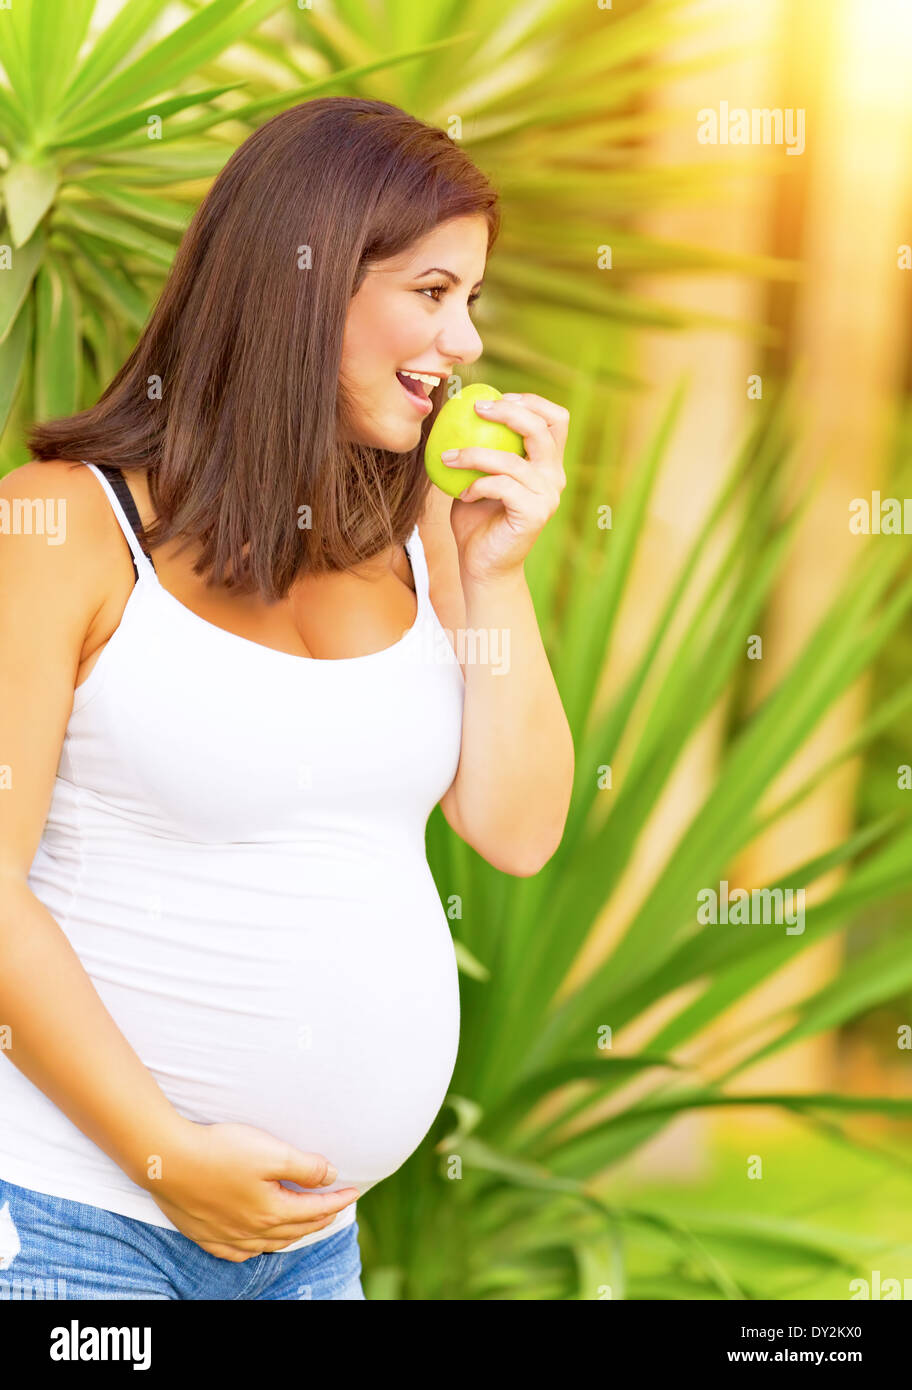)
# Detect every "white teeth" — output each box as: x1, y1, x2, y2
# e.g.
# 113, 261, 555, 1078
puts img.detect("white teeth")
399, 370, 441, 388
